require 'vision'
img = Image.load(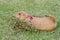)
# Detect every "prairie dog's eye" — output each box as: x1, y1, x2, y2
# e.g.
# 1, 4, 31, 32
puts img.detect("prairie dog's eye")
18, 13, 21, 15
